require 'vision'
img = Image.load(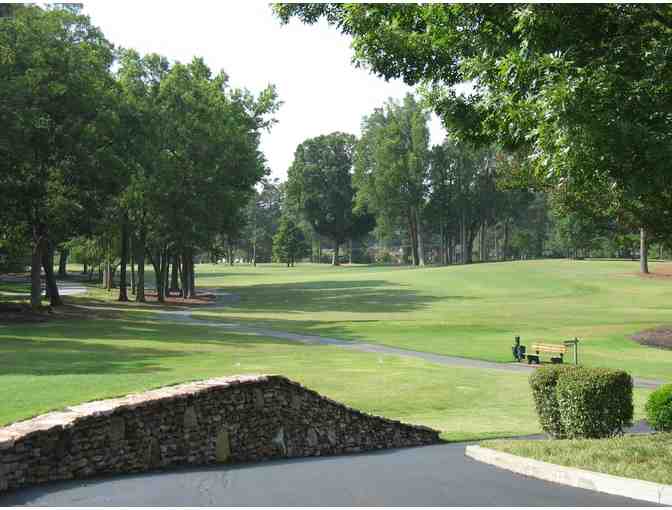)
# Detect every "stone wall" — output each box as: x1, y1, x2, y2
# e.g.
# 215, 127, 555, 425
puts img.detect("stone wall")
0, 375, 440, 494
